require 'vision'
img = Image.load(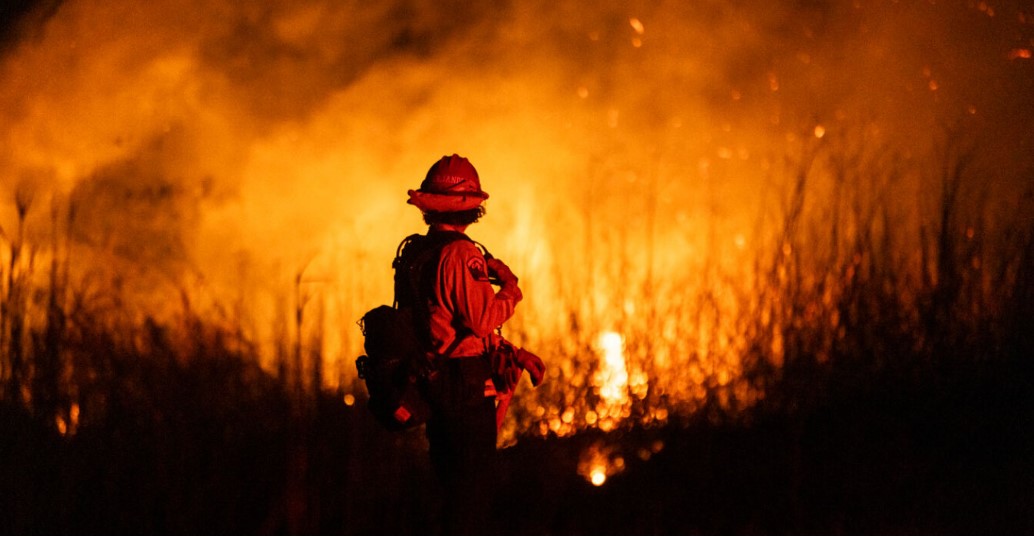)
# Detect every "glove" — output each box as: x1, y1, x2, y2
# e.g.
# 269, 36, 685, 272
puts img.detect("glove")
515, 348, 545, 387
485, 257, 518, 285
